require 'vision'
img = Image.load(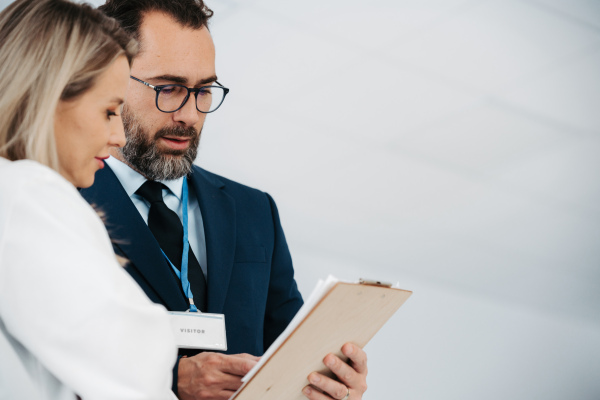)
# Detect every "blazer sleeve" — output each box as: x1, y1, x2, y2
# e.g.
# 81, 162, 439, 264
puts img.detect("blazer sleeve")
0, 167, 177, 400
262, 193, 304, 350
